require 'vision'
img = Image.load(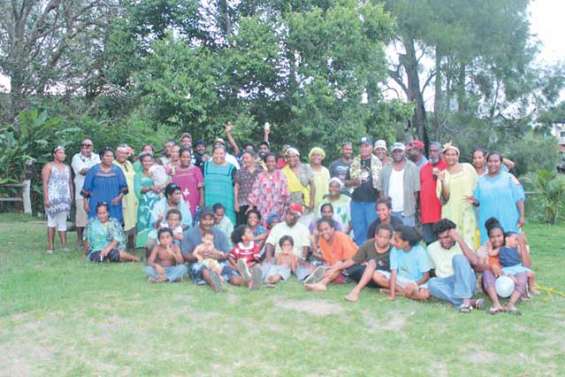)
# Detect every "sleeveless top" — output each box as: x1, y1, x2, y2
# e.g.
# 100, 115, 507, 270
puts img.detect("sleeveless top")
46, 164, 72, 217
